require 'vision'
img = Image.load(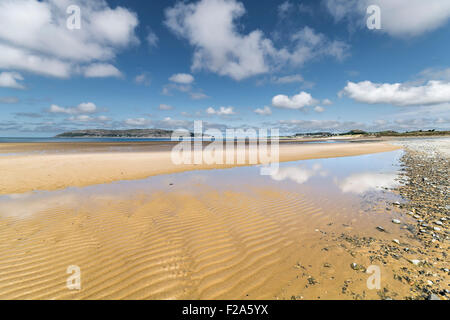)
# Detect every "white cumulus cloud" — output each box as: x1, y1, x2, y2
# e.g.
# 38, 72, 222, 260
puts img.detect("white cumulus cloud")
322, 99, 333, 106
206, 106, 235, 115
0, 0, 138, 78
165, 0, 349, 80
324, 0, 450, 37
340, 80, 450, 106
254, 106, 272, 115
272, 91, 318, 110
314, 106, 325, 113
83, 63, 122, 78
169, 73, 195, 84
0, 71, 25, 89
